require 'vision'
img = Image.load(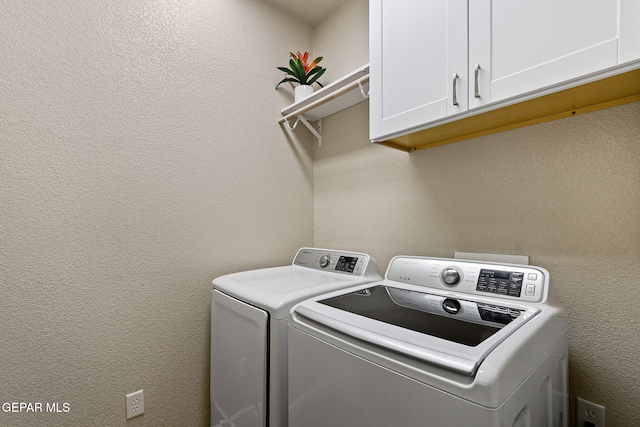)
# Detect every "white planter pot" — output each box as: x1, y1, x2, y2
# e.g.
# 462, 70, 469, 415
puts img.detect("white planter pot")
294, 85, 314, 103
